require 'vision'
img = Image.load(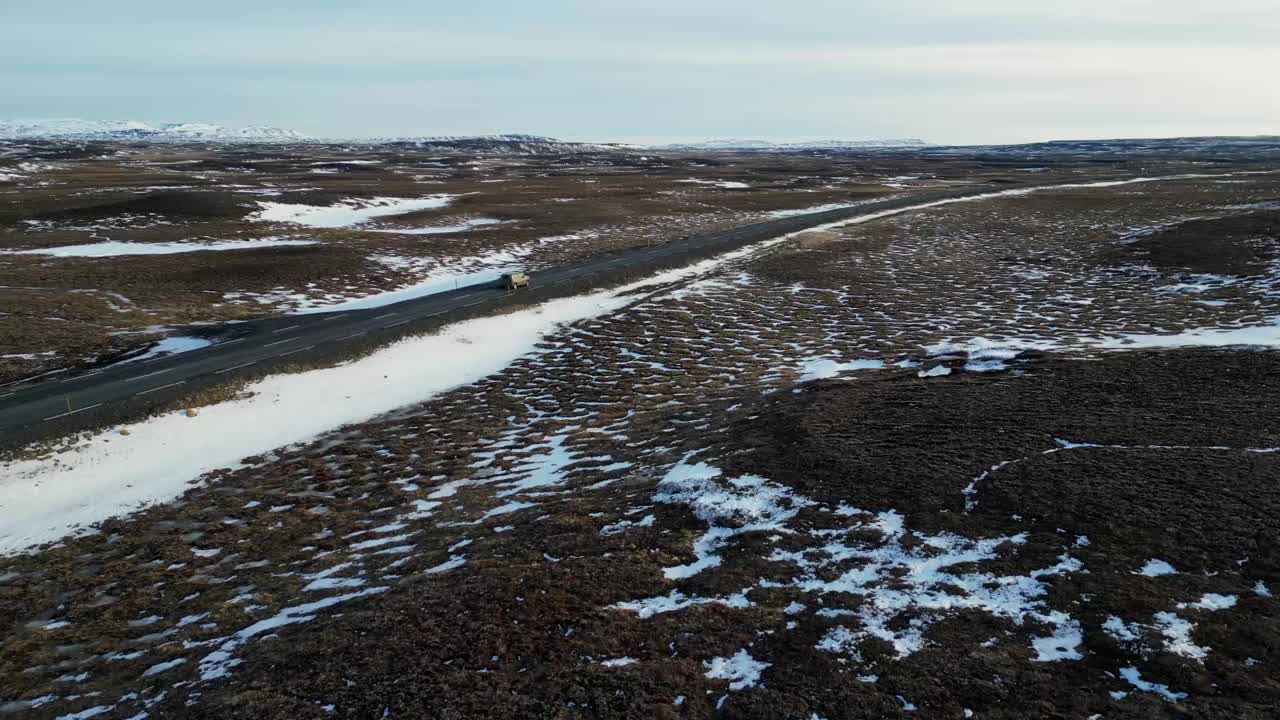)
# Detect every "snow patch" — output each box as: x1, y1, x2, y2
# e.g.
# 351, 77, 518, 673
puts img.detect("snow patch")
1136, 559, 1177, 577
1177, 593, 1237, 611
925, 337, 1055, 372
631, 459, 1085, 664
1094, 317, 1280, 350
3, 238, 316, 257
677, 178, 750, 190
654, 458, 811, 579
600, 514, 655, 536
1154, 612, 1208, 660
611, 588, 752, 619
198, 587, 388, 681
141, 658, 187, 677
1031, 616, 1084, 661
251, 196, 455, 228
796, 357, 885, 381
365, 217, 503, 235
703, 650, 769, 690
1119, 666, 1186, 702
917, 365, 952, 378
